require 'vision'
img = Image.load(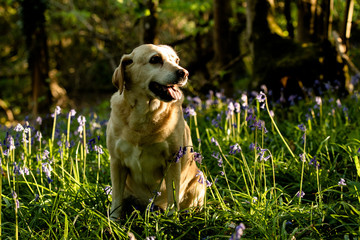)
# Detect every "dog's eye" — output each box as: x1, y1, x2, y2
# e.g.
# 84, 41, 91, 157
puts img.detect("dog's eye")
175, 58, 180, 64
149, 55, 163, 64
